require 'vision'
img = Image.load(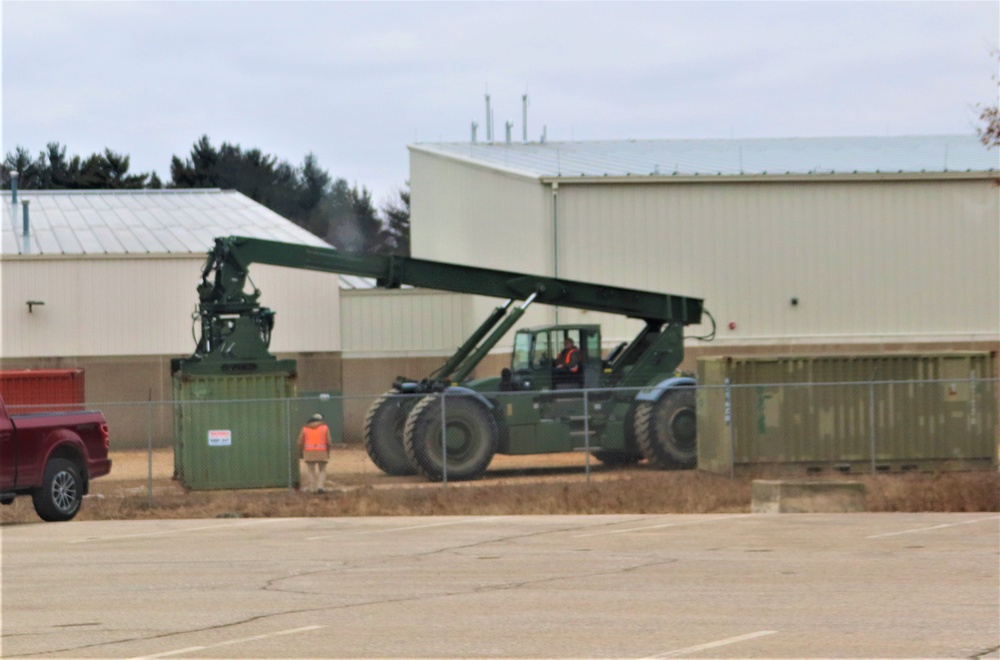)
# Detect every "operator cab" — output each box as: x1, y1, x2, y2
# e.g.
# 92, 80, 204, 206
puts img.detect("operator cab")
510, 325, 602, 390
